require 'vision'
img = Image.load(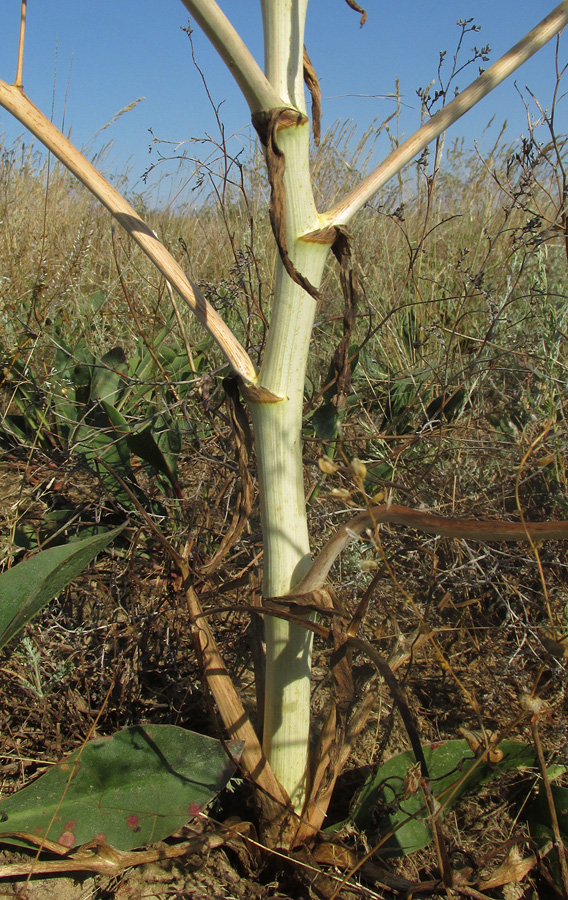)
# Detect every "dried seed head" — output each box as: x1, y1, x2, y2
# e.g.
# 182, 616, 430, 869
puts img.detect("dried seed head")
520, 694, 545, 715
318, 456, 339, 475
351, 458, 367, 481
359, 559, 379, 572
330, 488, 352, 500
459, 728, 504, 763
372, 490, 385, 504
